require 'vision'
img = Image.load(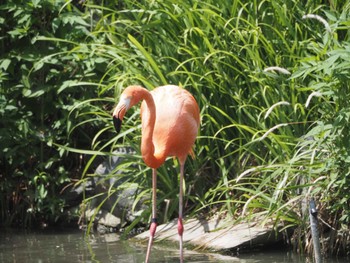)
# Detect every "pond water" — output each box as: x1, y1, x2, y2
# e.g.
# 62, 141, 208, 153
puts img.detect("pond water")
0, 228, 348, 263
